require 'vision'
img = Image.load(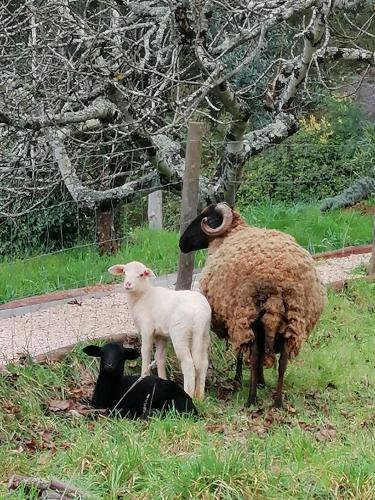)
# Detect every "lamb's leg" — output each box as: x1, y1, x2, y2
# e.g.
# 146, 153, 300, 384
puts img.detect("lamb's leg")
155, 337, 167, 379
273, 340, 289, 408
171, 337, 195, 398
234, 351, 243, 385
246, 342, 260, 406
192, 329, 210, 401
140, 331, 154, 377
